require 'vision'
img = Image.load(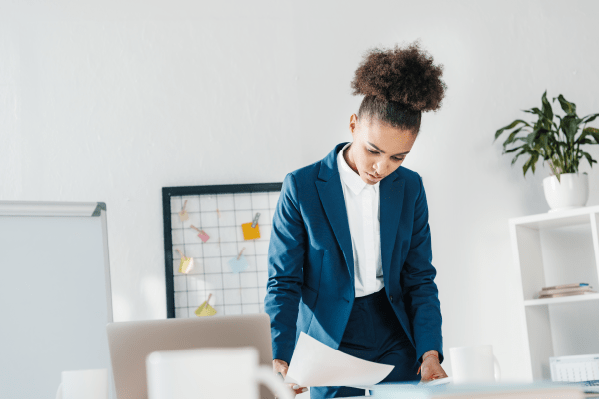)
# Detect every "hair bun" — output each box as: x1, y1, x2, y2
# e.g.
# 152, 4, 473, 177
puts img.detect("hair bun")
350, 40, 446, 113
